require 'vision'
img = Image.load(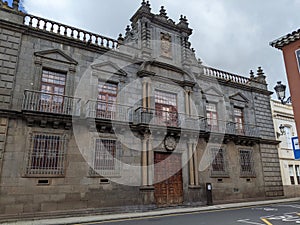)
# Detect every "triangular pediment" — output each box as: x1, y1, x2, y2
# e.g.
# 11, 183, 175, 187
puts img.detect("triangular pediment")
229, 92, 249, 103
204, 86, 224, 97
91, 61, 127, 76
34, 49, 78, 65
